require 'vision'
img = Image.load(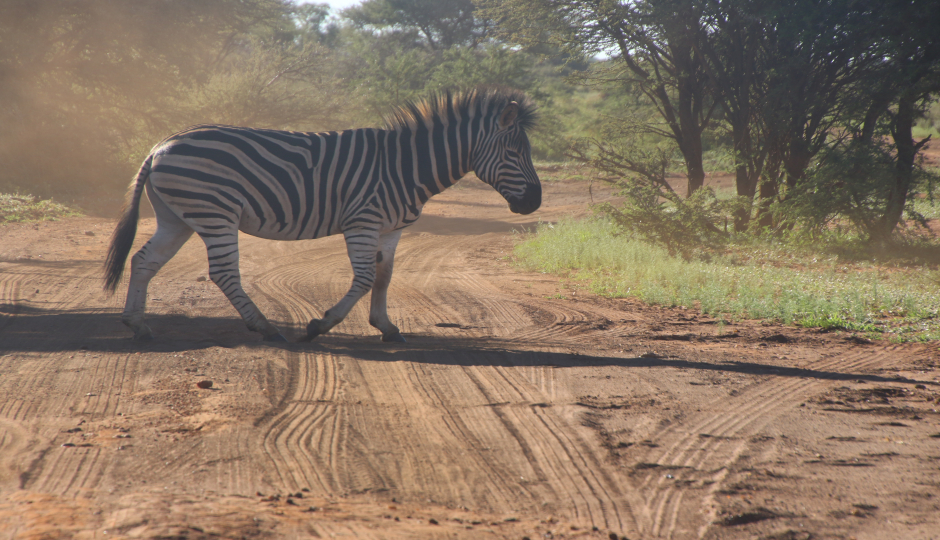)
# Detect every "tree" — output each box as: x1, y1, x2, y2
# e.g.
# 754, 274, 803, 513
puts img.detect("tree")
343, 0, 489, 51
483, 0, 717, 196
487, 0, 940, 239
338, 0, 543, 123
0, 0, 349, 212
